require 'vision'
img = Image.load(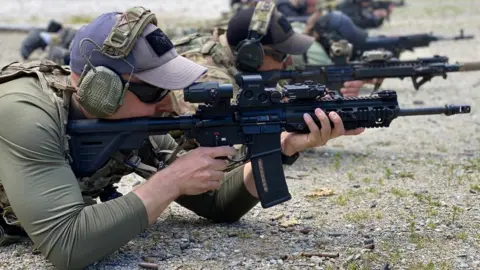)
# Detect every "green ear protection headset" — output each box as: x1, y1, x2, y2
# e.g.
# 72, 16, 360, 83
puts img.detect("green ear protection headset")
76, 6, 158, 118
234, 1, 276, 72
